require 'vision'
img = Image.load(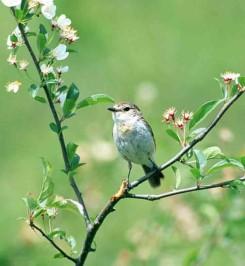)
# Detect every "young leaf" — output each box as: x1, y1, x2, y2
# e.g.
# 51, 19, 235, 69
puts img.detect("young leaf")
49, 122, 59, 133
187, 127, 206, 140
208, 158, 245, 174
38, 175, 54, 204
190, 167, 201, 179
22, 196, 37, 212
193, 149, 207, 174
34, 96, 46, 103
28, 84, 39, 98
49, 228, 66, 239
189, 100, 223, 130
240, 156, 245, 168
37, 33, 47, 54
77, 94, 114, 109
203, 146, 224, 160
63, 83, 79, 117
54, 253, 65, 259
172, 166, 181, 189
238, 76, 245, 87
66, 143, 78, 163
166, 128, 180, 143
